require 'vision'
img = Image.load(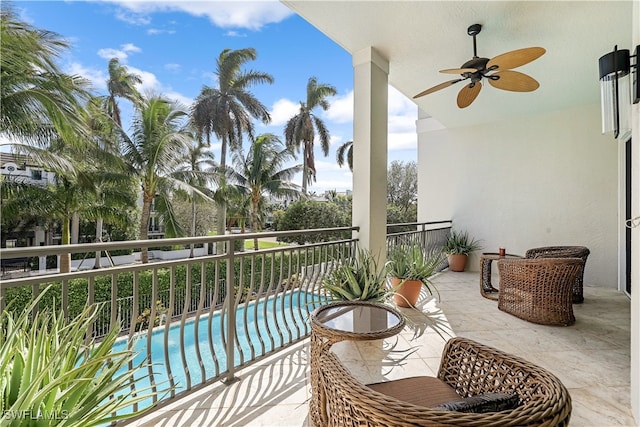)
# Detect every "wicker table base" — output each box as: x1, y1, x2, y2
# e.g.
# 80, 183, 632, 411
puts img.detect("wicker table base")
480, 252, 523, 300
309, 301, 405, 427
